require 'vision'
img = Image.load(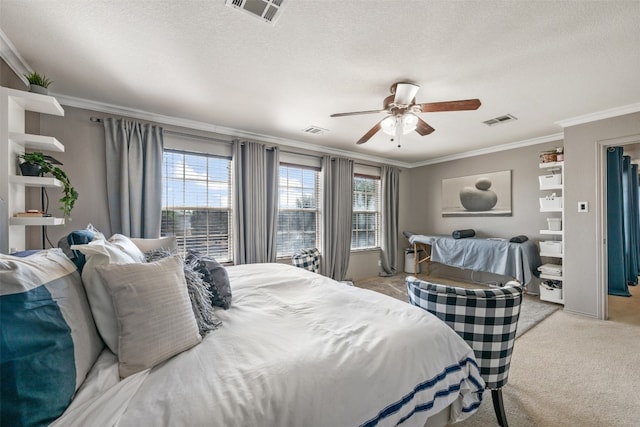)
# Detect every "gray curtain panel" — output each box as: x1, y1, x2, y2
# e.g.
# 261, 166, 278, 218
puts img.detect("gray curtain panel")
322, 156, 354, 280
103, 118, 163, 238
380, 165, 400, 276
232, 140, 279, 264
